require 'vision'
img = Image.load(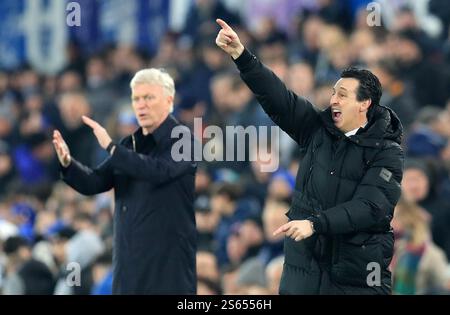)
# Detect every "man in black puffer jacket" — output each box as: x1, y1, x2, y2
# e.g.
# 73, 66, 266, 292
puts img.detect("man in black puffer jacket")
216, 19, 404, 294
